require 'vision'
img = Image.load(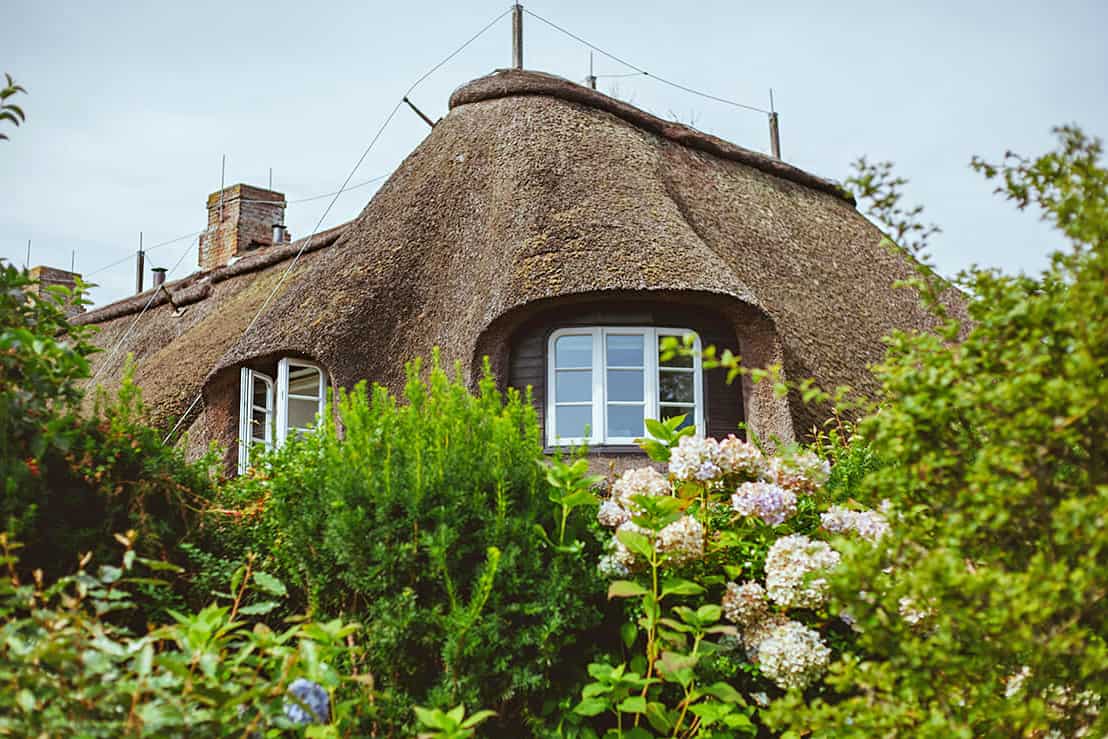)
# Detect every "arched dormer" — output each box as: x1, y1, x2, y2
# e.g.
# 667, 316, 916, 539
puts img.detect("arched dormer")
474, 290, 794, 459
